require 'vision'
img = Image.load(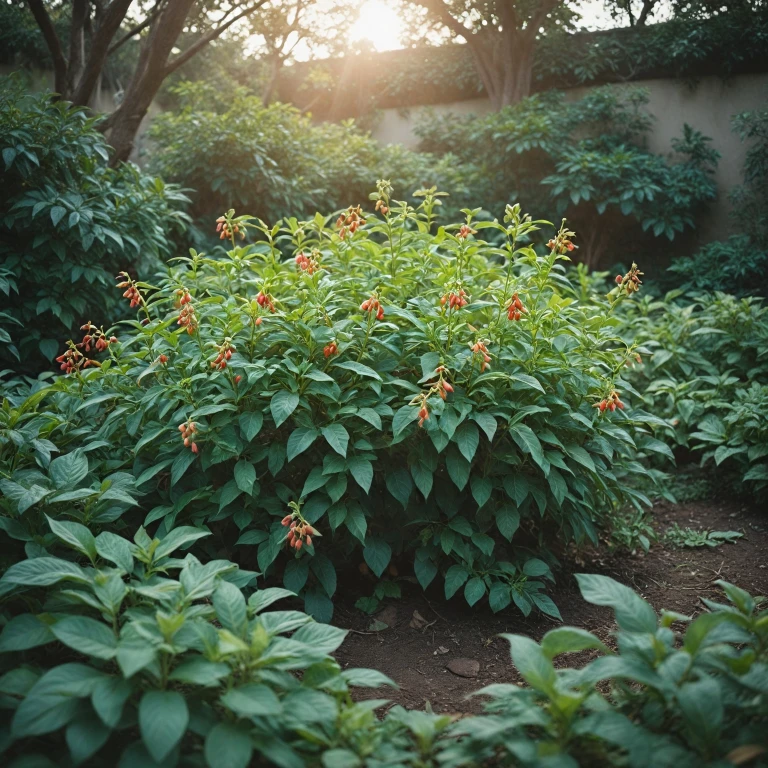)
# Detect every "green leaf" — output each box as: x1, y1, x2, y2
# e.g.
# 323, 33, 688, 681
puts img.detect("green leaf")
213, 581, 248, 637
470, 476, 492, 508
575, 574, 657, 633
446, 448, 470, 490
511, 373, 545, 393
1, 557, 88, 588
347, 456, 373, 493
444, 565, 469, 599
311, 556, 337, 598
46, 516, 97, 560
51, 617, 117, 660
363, 538, 392, 578
169, 658, 230, 686
541, 627, 608, 659
464, 577, 486, 607
91, 677, 132, 728
355, 407, 382, 430
489, 582, 511, 613
239, 411, 264, 441
472, 412, 497, 442
139, 691, 188, 762
50, 205, 66, 226
414, 554, 437, 590
503, 474, 529, 506
496, 505, 520, 541
386, 468, 413, 508
523, 558, 551, 578
322, 424, 350, 457
334, 361, 382, 380
304, 587, 334, 623
249, 587, 297, 613
49, 451, 88, 489
510, 425, 545, 470
205, 723, 253, 768
170, 450, 197, 486
287, 427, 319, 461
221, 684, 281, 717
0, 614, 54, 651
341, 668, 397, 688
270, 390, 299, 427
392, 405, 419, 437
410, 461, 433, 499
454, 421, 480, 463
154, 526, 211, 560
501, 634, 556, 693
66, 716, 110, 764
292, 622, 347, 654
95, 532, 134, 572
234, 460, 257, 494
